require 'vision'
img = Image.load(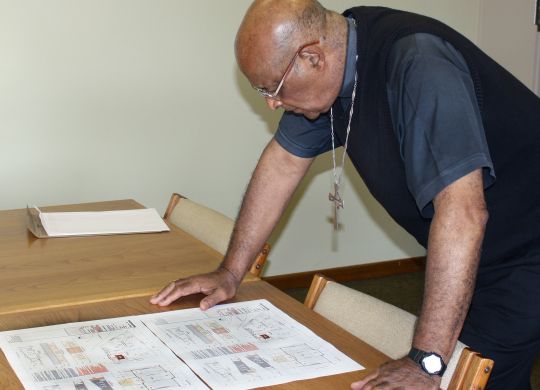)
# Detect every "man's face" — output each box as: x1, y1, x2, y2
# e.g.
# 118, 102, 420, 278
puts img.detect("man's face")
247, 43, 337, 120
269, 77, 335, 120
